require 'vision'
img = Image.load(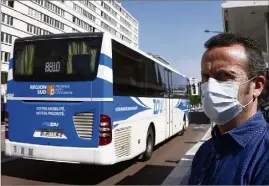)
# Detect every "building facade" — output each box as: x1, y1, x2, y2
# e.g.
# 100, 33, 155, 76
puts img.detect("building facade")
1, 0, 139, 101
189, 77, 199, 96
221, 0, 269, 121
221, 0, 269, 66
